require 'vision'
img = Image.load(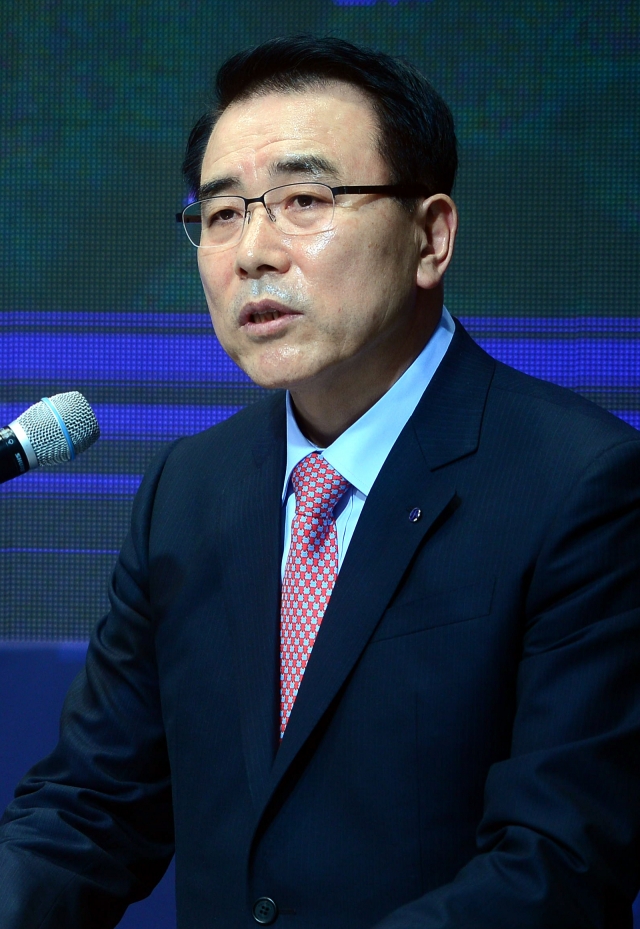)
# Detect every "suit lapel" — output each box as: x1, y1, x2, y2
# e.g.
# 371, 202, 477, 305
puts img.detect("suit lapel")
221, 393, 287, 808
263, 323, 496, 807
